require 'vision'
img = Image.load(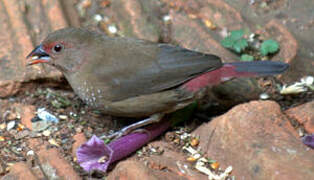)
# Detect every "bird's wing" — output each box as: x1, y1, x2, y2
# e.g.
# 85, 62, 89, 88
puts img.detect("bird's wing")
92, 39, 222, 101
